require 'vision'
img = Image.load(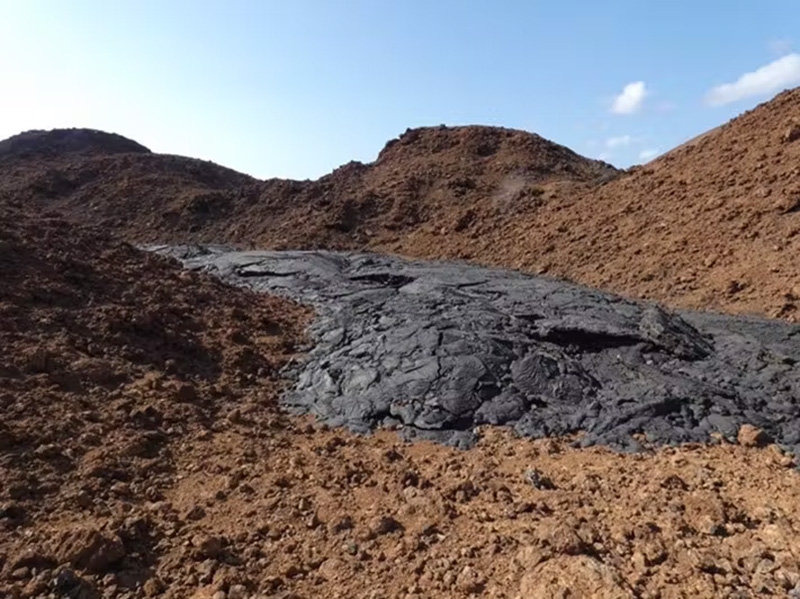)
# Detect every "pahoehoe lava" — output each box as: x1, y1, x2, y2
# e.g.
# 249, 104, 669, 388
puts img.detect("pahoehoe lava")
157, 246, 800, 451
